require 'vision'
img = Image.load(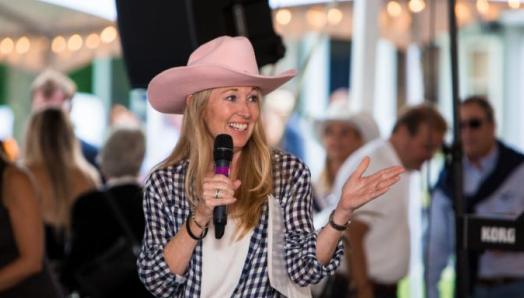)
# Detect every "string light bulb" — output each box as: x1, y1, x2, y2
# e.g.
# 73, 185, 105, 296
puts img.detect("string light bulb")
476, 0, 489, 14
455, 2, 472, 23
387, 1, 403, 17
327, 8, 343, 25
86, 33, 101, 49
306, 6, 327, 28
101, 26, 117, 43
276, 9, 292, 25
0, 38, 14, 55
51, 36, 66, 53
15, 36, 30, 54
67, 34, 83, 51
409, 0, 426, 13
